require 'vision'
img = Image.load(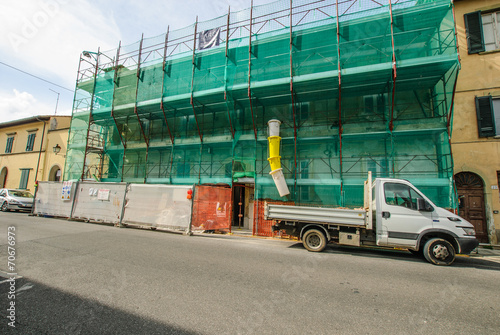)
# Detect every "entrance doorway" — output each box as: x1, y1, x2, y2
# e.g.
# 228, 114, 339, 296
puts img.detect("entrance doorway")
232, 184, 255, 231
455, 172, 489, 243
